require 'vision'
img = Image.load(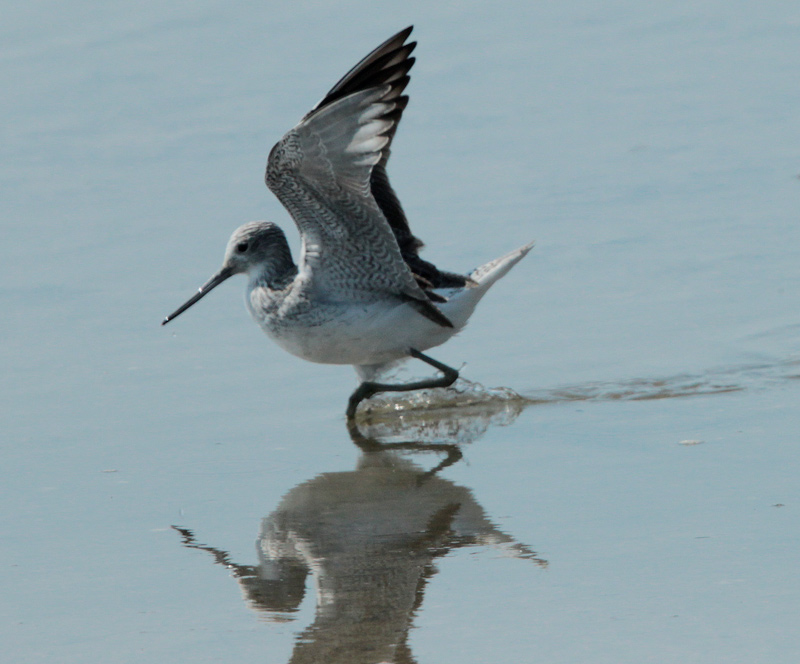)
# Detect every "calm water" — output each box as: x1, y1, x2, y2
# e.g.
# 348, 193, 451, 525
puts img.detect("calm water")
3, 1, 799, 662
